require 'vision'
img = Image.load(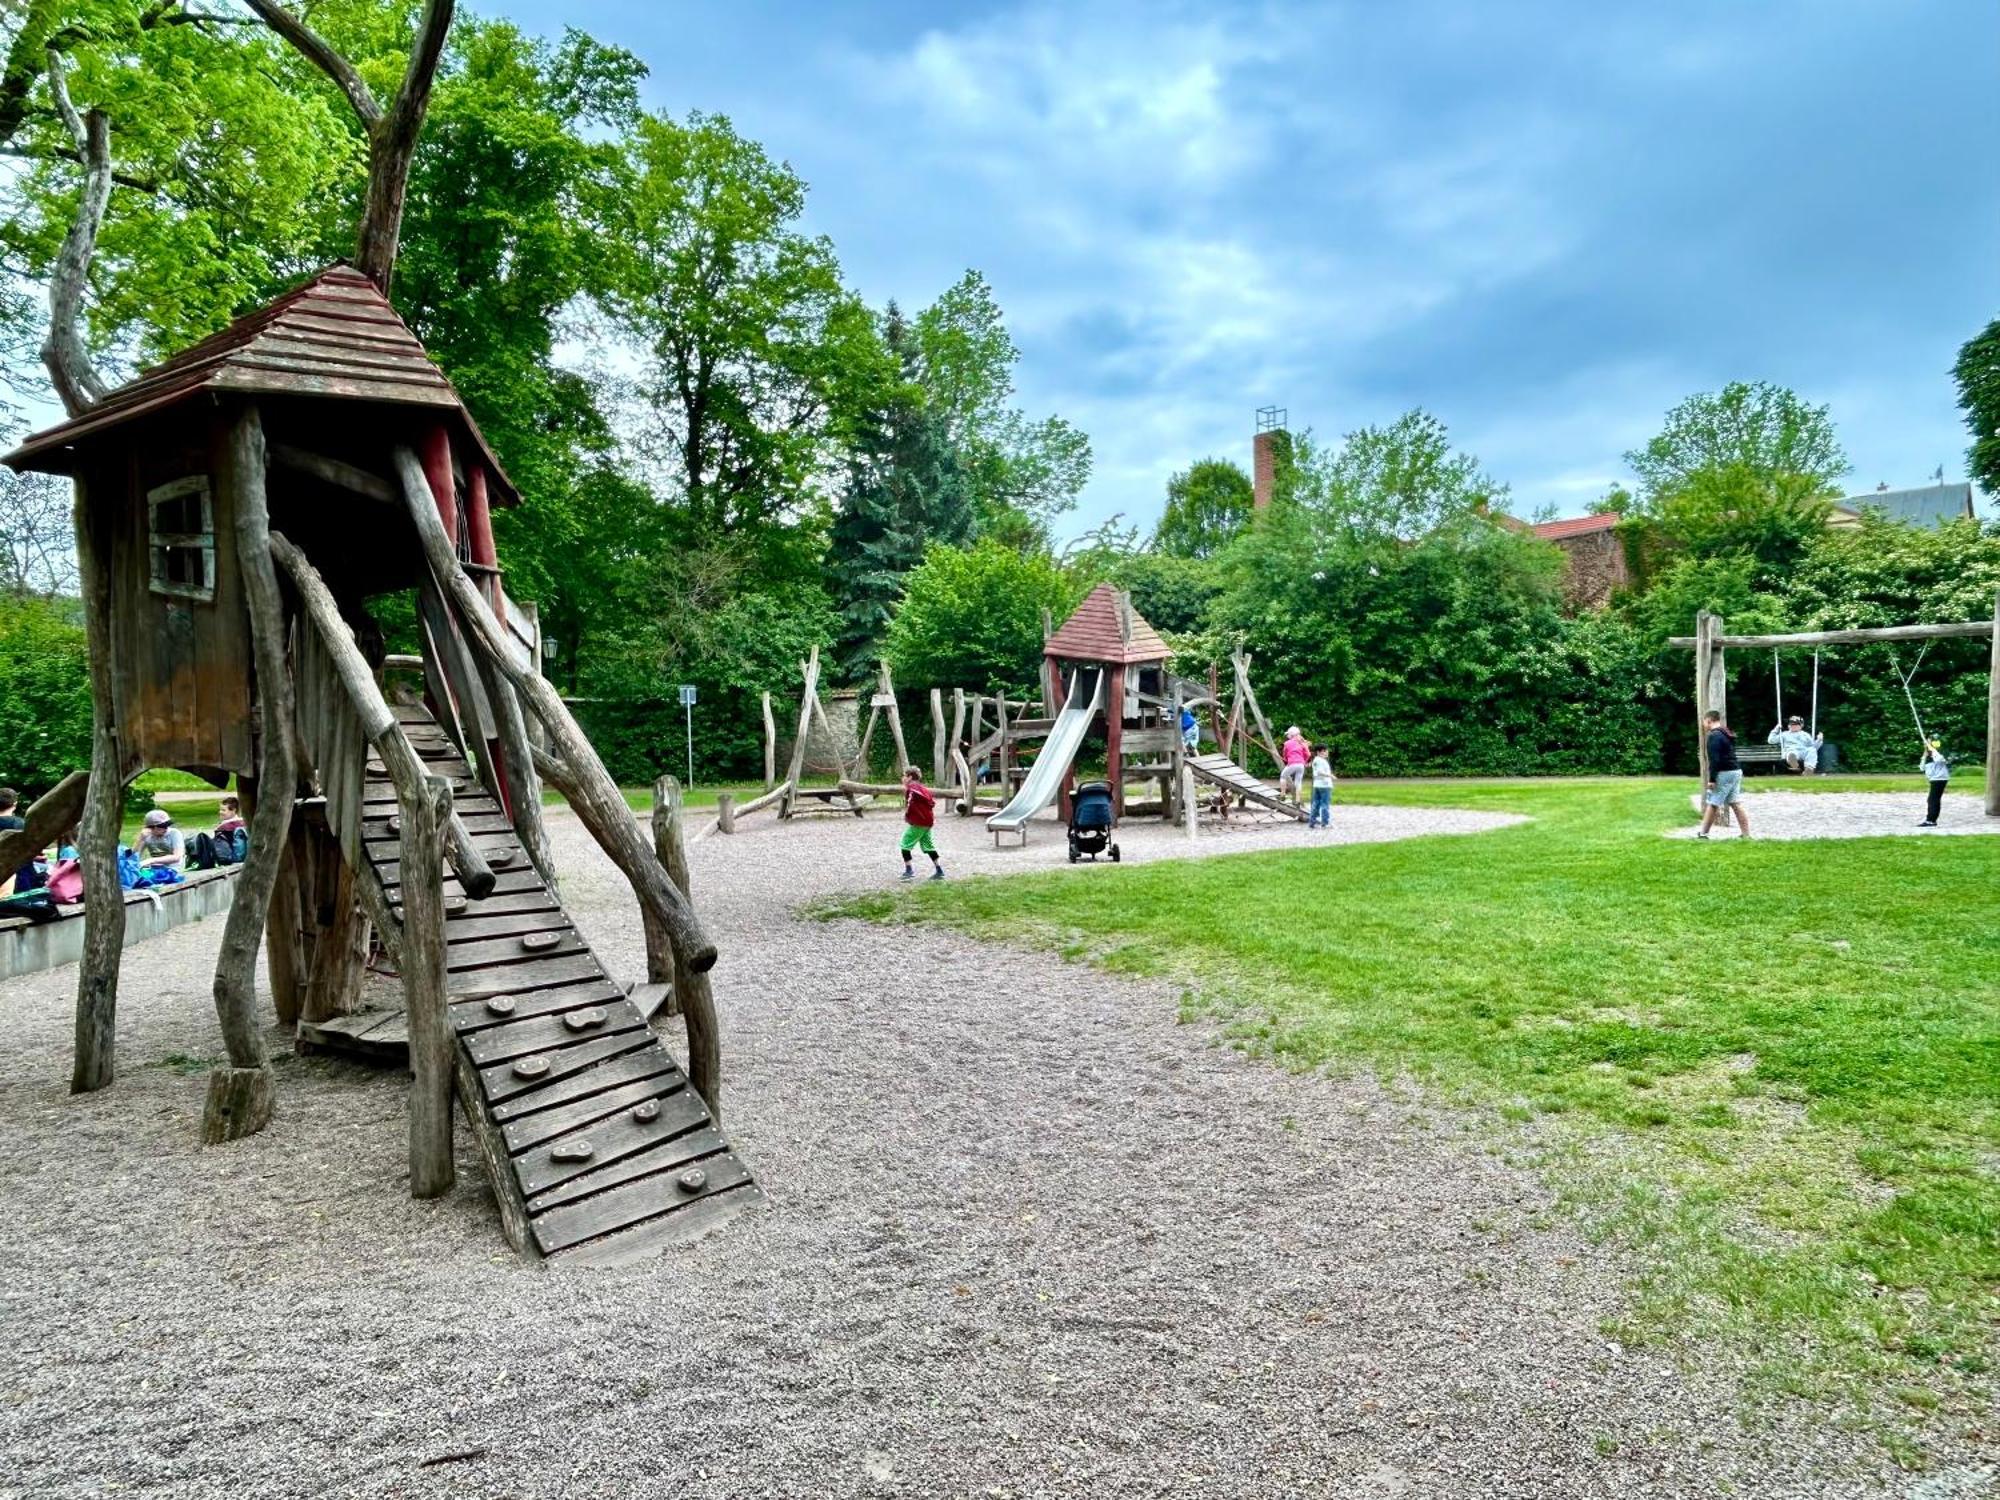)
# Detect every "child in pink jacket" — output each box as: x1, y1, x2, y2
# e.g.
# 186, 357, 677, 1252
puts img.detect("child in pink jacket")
1279, 725, 1311, 805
